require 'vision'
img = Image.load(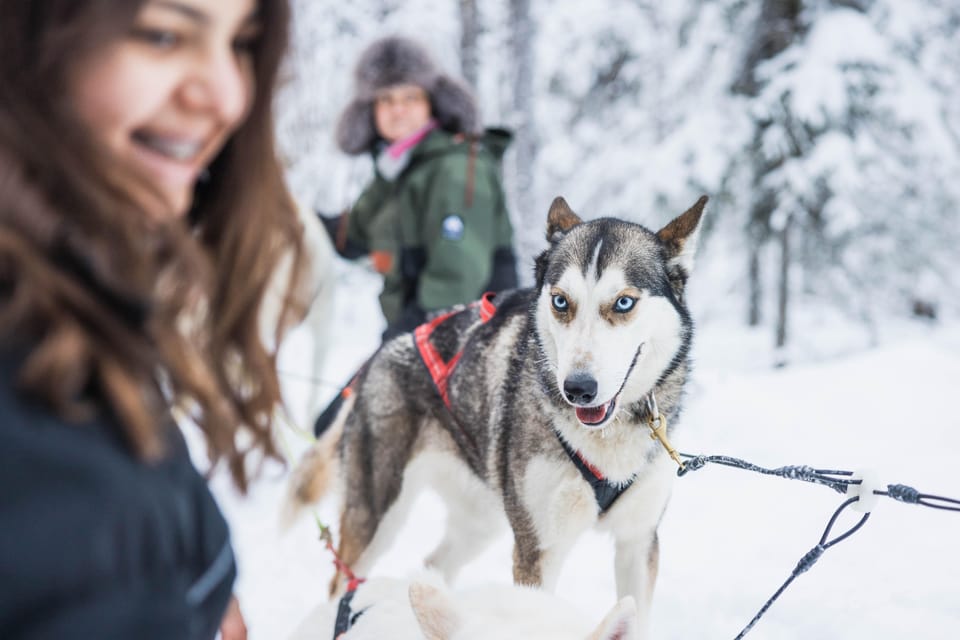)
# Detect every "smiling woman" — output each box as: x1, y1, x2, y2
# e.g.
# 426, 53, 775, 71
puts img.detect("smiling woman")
0, 1, 303, 639
68, 0, 263, 220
